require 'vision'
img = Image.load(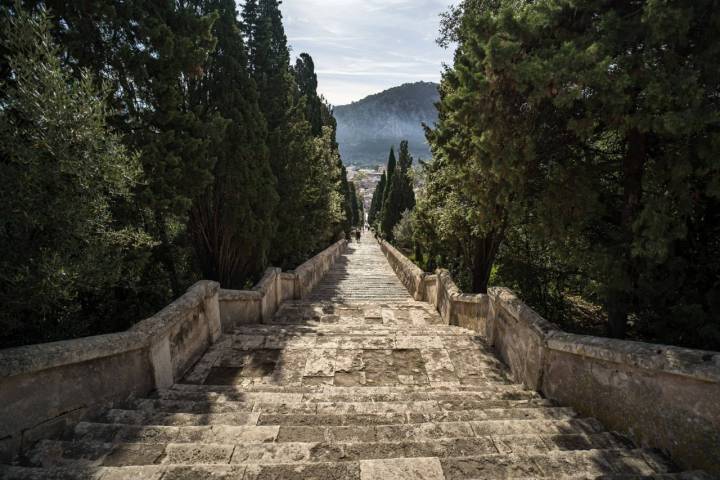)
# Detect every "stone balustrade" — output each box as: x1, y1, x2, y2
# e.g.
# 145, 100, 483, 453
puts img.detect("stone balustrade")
0, 239, 347, 463
377, 239, 426, 300
381, 239, 720, 475
0, 280, 221, 462
219, 239, 347, 326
